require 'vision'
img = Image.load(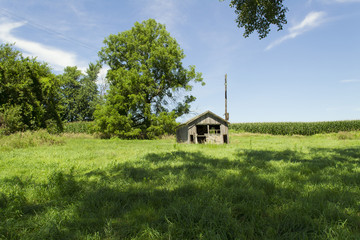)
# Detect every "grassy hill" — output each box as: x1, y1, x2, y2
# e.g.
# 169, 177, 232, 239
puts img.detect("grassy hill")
0, 131, 359, 239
